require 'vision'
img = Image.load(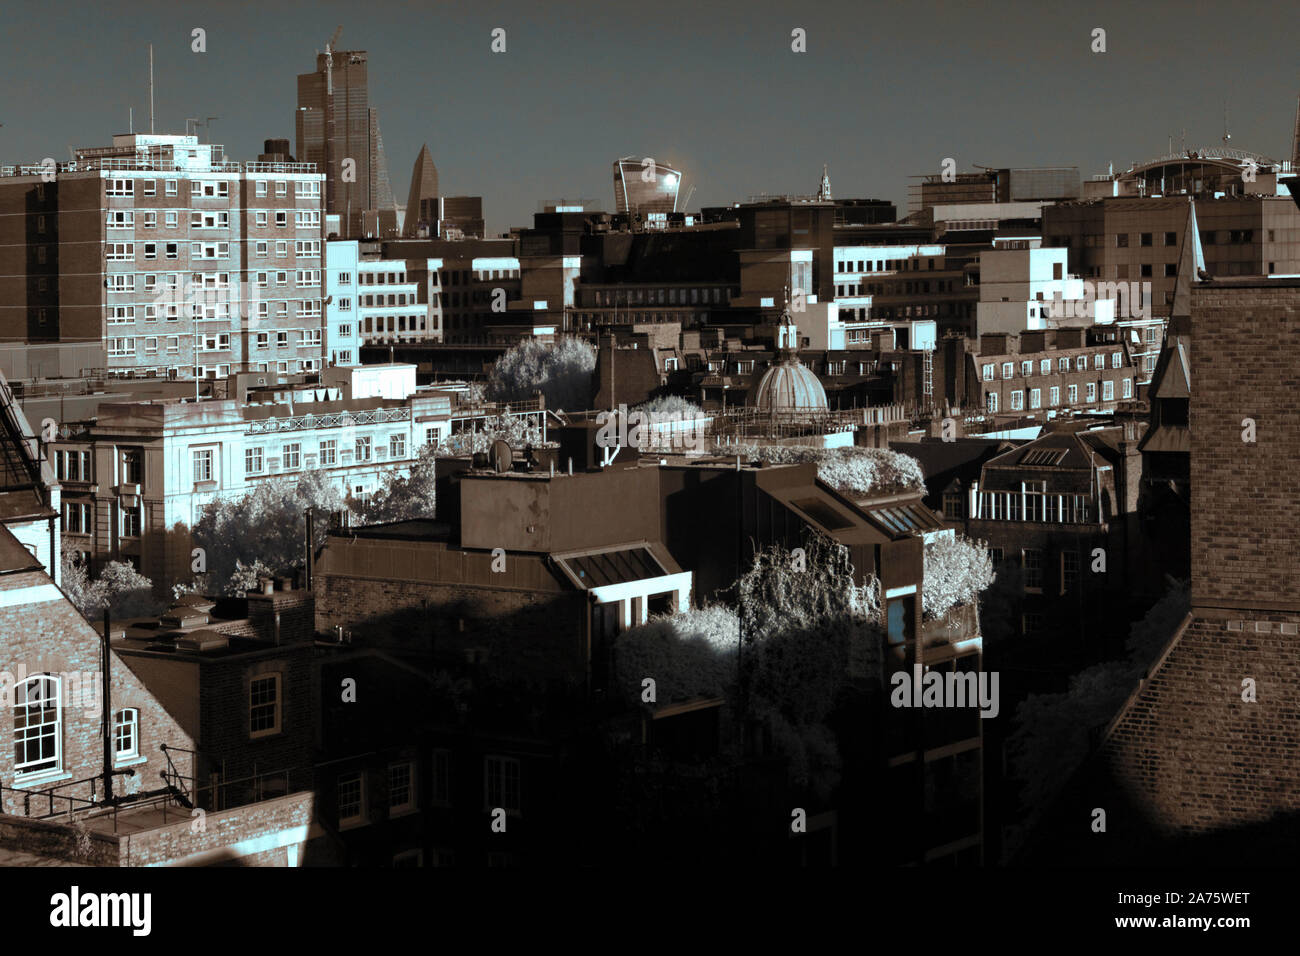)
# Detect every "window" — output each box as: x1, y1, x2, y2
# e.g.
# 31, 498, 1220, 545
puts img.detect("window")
106, 210, 134, 229
982, 364, 994, 381
1102, 380, 1114, 401
339, 272, 352, 285
275, 181, 287, 197
1061, 550, 1080, 594
1049, 385, 1060, 406
192, 448, 214, 483
1115, 233, 1128, 247
1022, 549, 1043, 591
319, 439, 337, 466
245, 446, 264, 475
1039, 359, 1050, 375
1058, 357, 1069, 372
1010, 391, 1024, 411
256, 211, 268, 228
255, 180, 268, 197
390, 434, 406, 459
121, 503, 141, 537
1029, 388, 1041, 409
165, 241, 178, 259
1086, 382, 1097, 403
337, 323, 352, 339
249, 674, 281, 738
113, 709, 139, 761
1020, 360, 1032, 377
121, 449, 143, 485
986, 392, 998, 413
256, 241, 269, 258
1001, 362, 1013, 379
485, 755, 521, 813
1122, 377, 1133, 399
942, 492, 963, 519
14, 675, 61, 776
355, 437, 372, 462
388, 762, 416, 815
142, 179, 156, 196
276, 211, 288, 228
63, 501, 91, 534
105, 178, 134, 197
1164, 231, 1177, 246
1067, 384, 1078, 404
338, 772, 365, 828
283, 443, 301, 470
276, 241, 288, 257
106, 242, 134, 260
